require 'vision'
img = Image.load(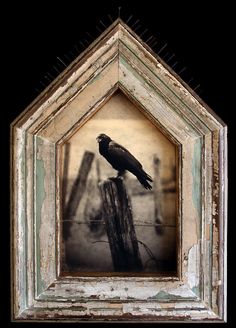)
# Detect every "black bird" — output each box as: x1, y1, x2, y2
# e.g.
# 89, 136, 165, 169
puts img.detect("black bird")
96, 133, 153, 190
